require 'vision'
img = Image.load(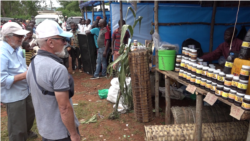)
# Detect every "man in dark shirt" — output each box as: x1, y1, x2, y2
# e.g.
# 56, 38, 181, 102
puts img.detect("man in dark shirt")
90, 19, 110, 79
201, 27, 243, 62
